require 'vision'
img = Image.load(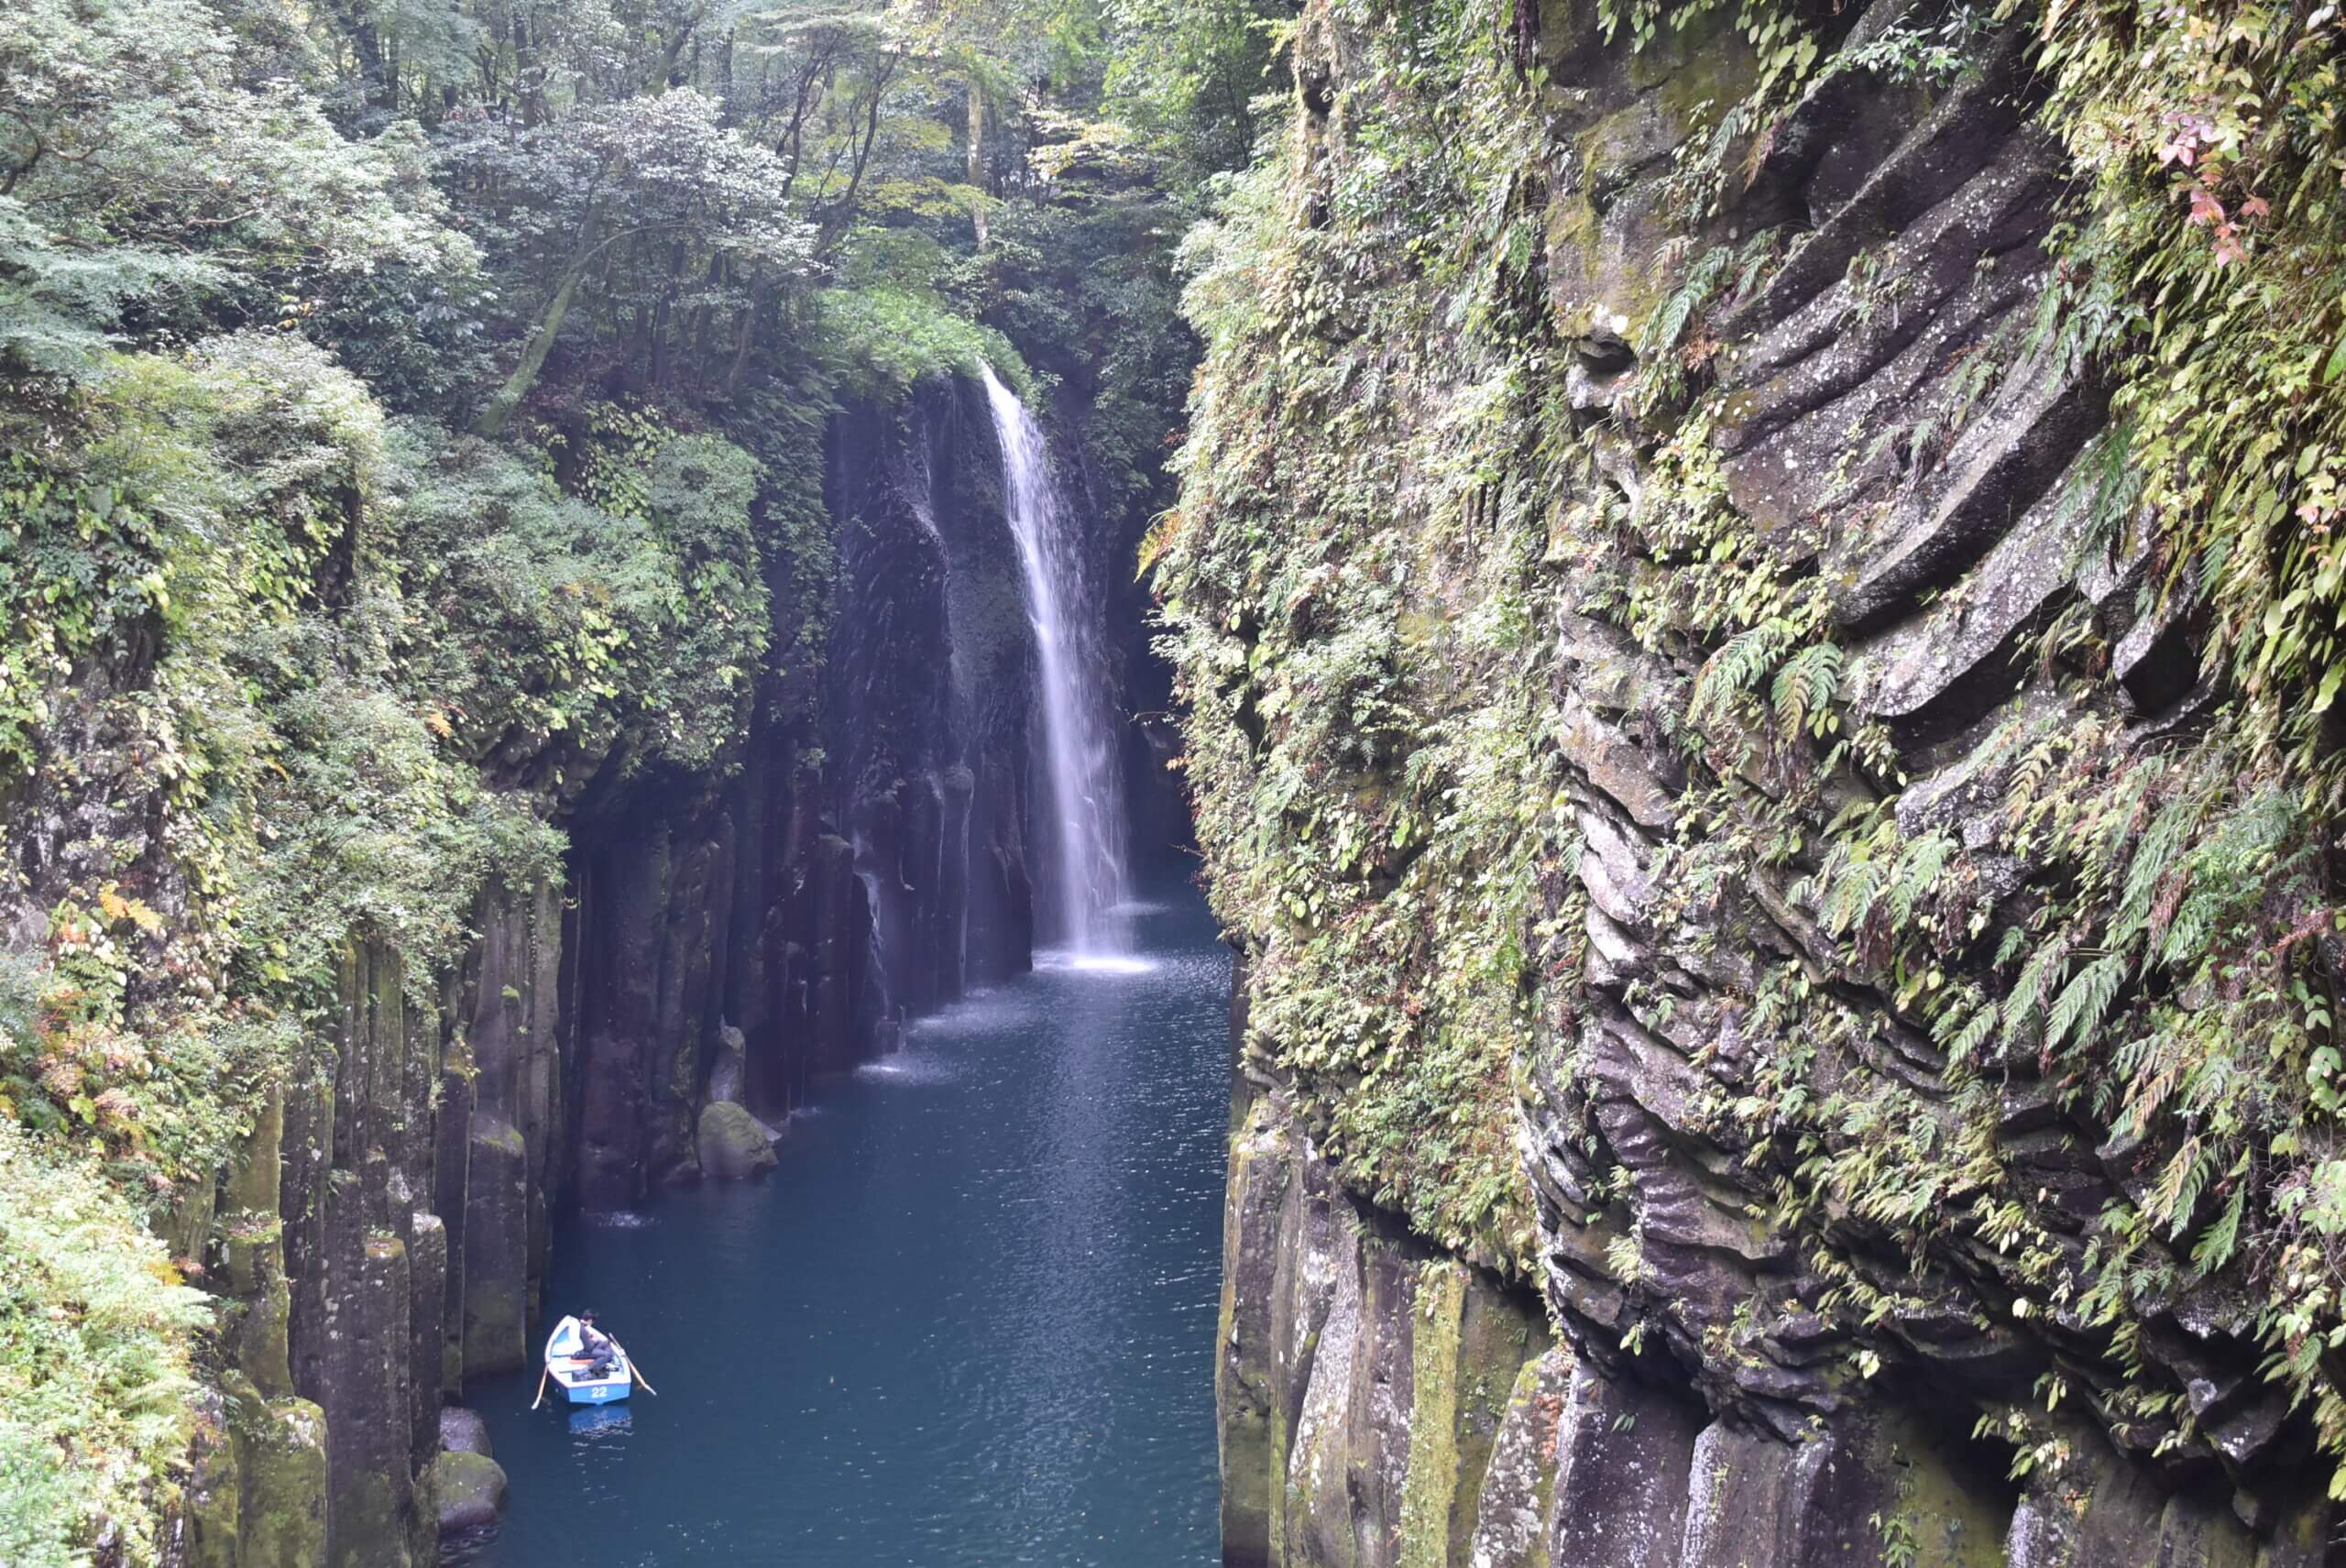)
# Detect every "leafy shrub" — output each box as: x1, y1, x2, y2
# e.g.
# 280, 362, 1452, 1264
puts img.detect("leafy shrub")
817, 285, 1038, 400
0, 1120, 209, 1568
